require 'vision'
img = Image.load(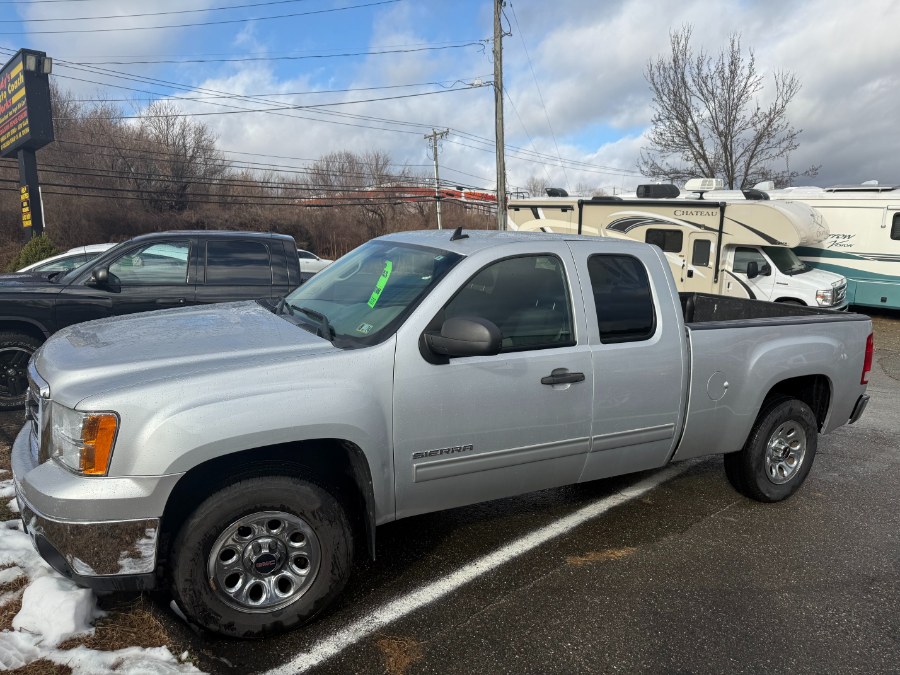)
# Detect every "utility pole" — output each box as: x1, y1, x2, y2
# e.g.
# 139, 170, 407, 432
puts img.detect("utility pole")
424, 128, 449, 230
493, 0, 507, 230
